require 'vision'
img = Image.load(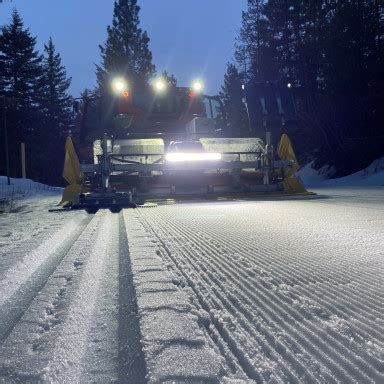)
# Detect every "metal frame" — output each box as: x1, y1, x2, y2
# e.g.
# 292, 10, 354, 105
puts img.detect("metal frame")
80, 135, 292, 191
